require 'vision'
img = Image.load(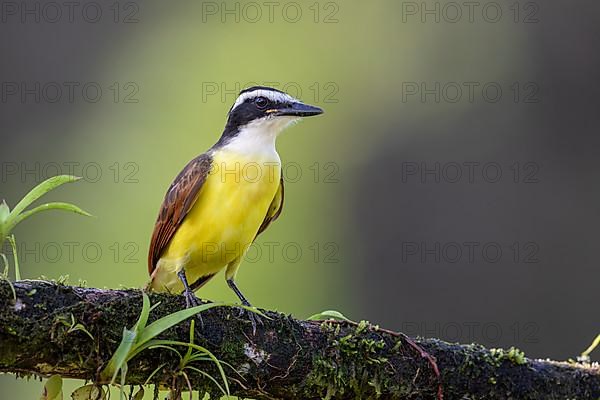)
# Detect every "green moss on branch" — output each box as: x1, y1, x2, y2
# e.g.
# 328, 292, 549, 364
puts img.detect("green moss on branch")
0, 280, 598, 399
